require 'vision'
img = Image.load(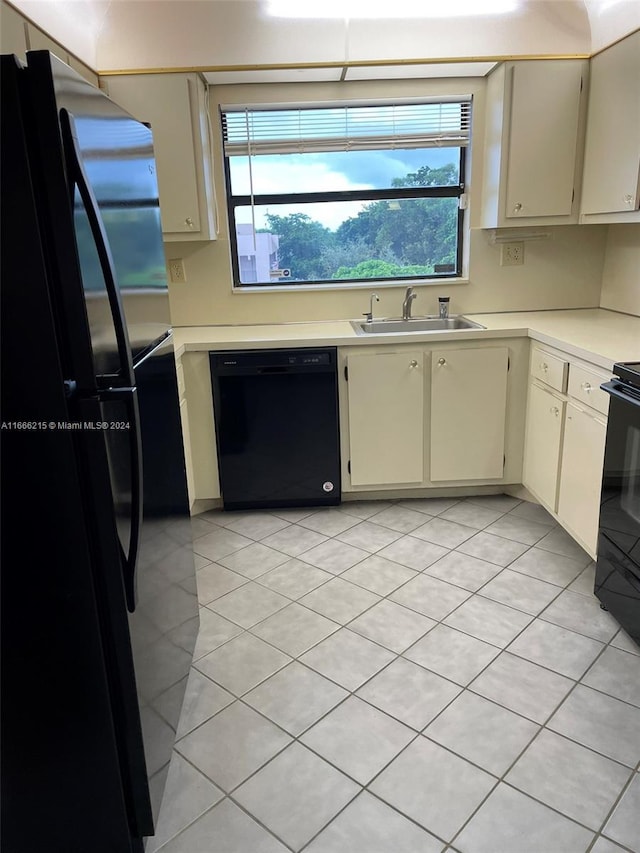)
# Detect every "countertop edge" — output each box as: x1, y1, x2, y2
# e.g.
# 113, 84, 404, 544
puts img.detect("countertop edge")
172, 309, 640, 369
